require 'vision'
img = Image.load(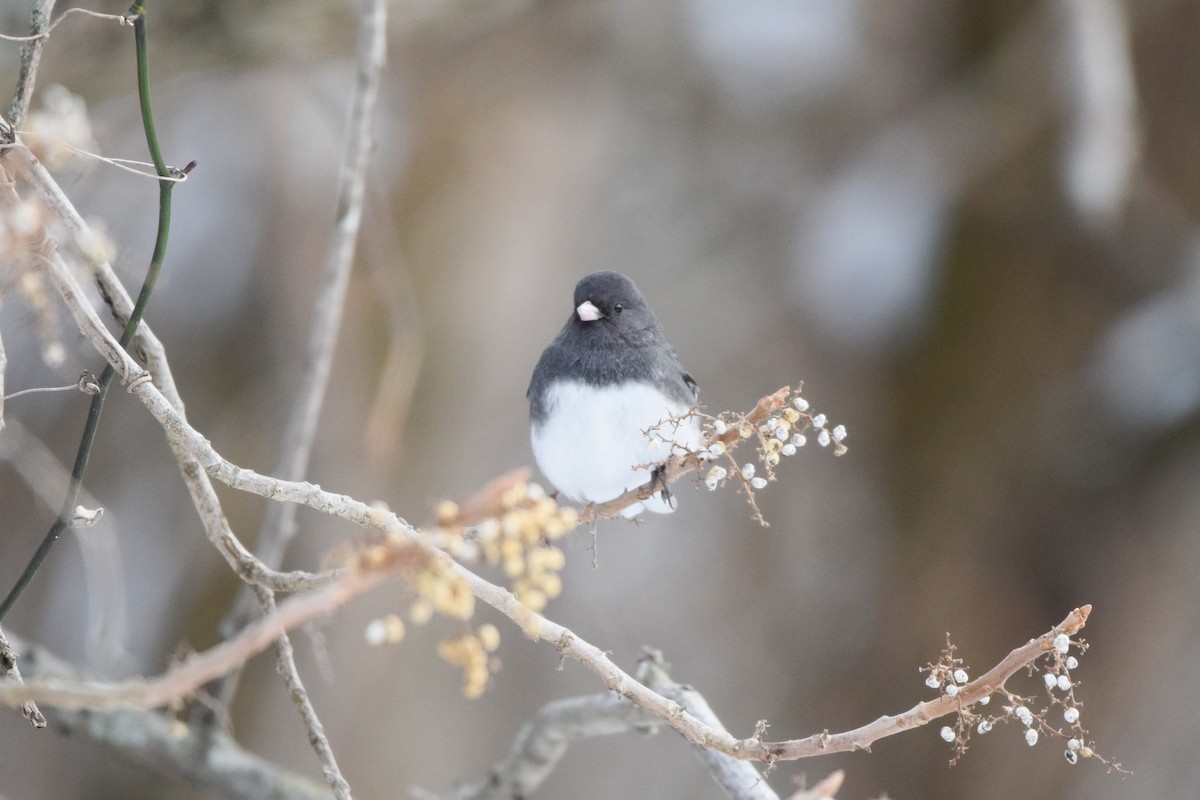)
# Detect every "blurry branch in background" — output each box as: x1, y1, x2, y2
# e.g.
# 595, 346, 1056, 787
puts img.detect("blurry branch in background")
1058, 0, 1140, 229
206, 1, 387, 797
362, 190, 425, 465
0, 418, 129, 669
1, 630, 334, 800
423, 650, 790, 800
220, 0, 387, 644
